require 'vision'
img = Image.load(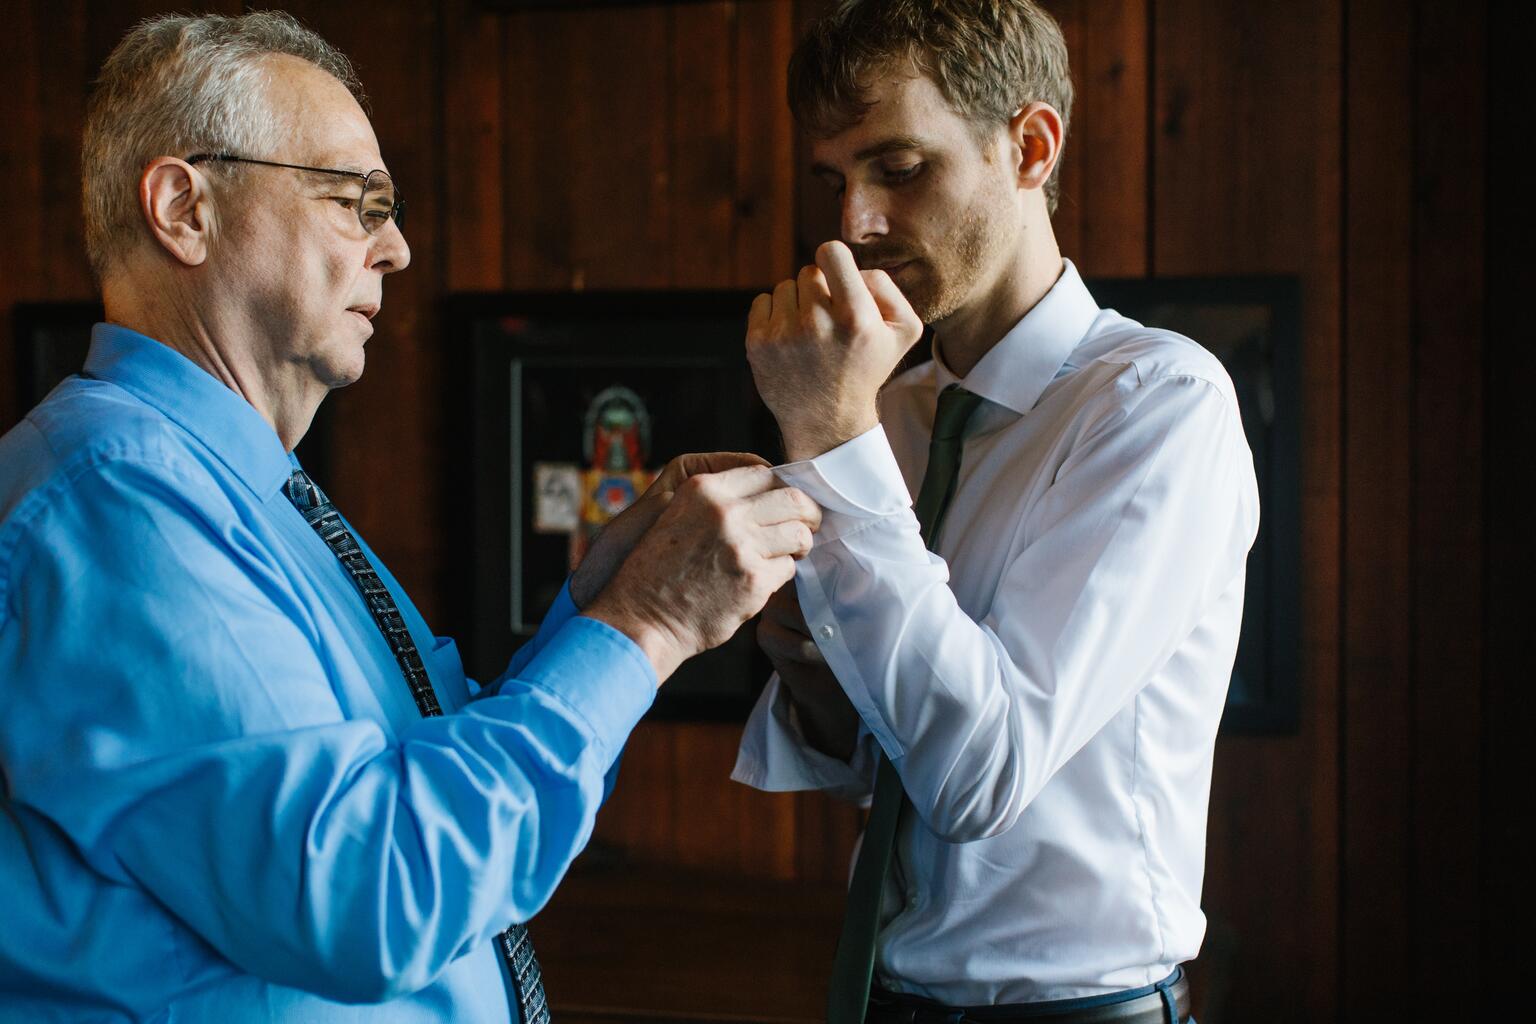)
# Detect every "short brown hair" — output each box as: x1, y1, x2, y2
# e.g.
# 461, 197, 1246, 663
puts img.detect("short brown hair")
788, 0, 1074, 214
